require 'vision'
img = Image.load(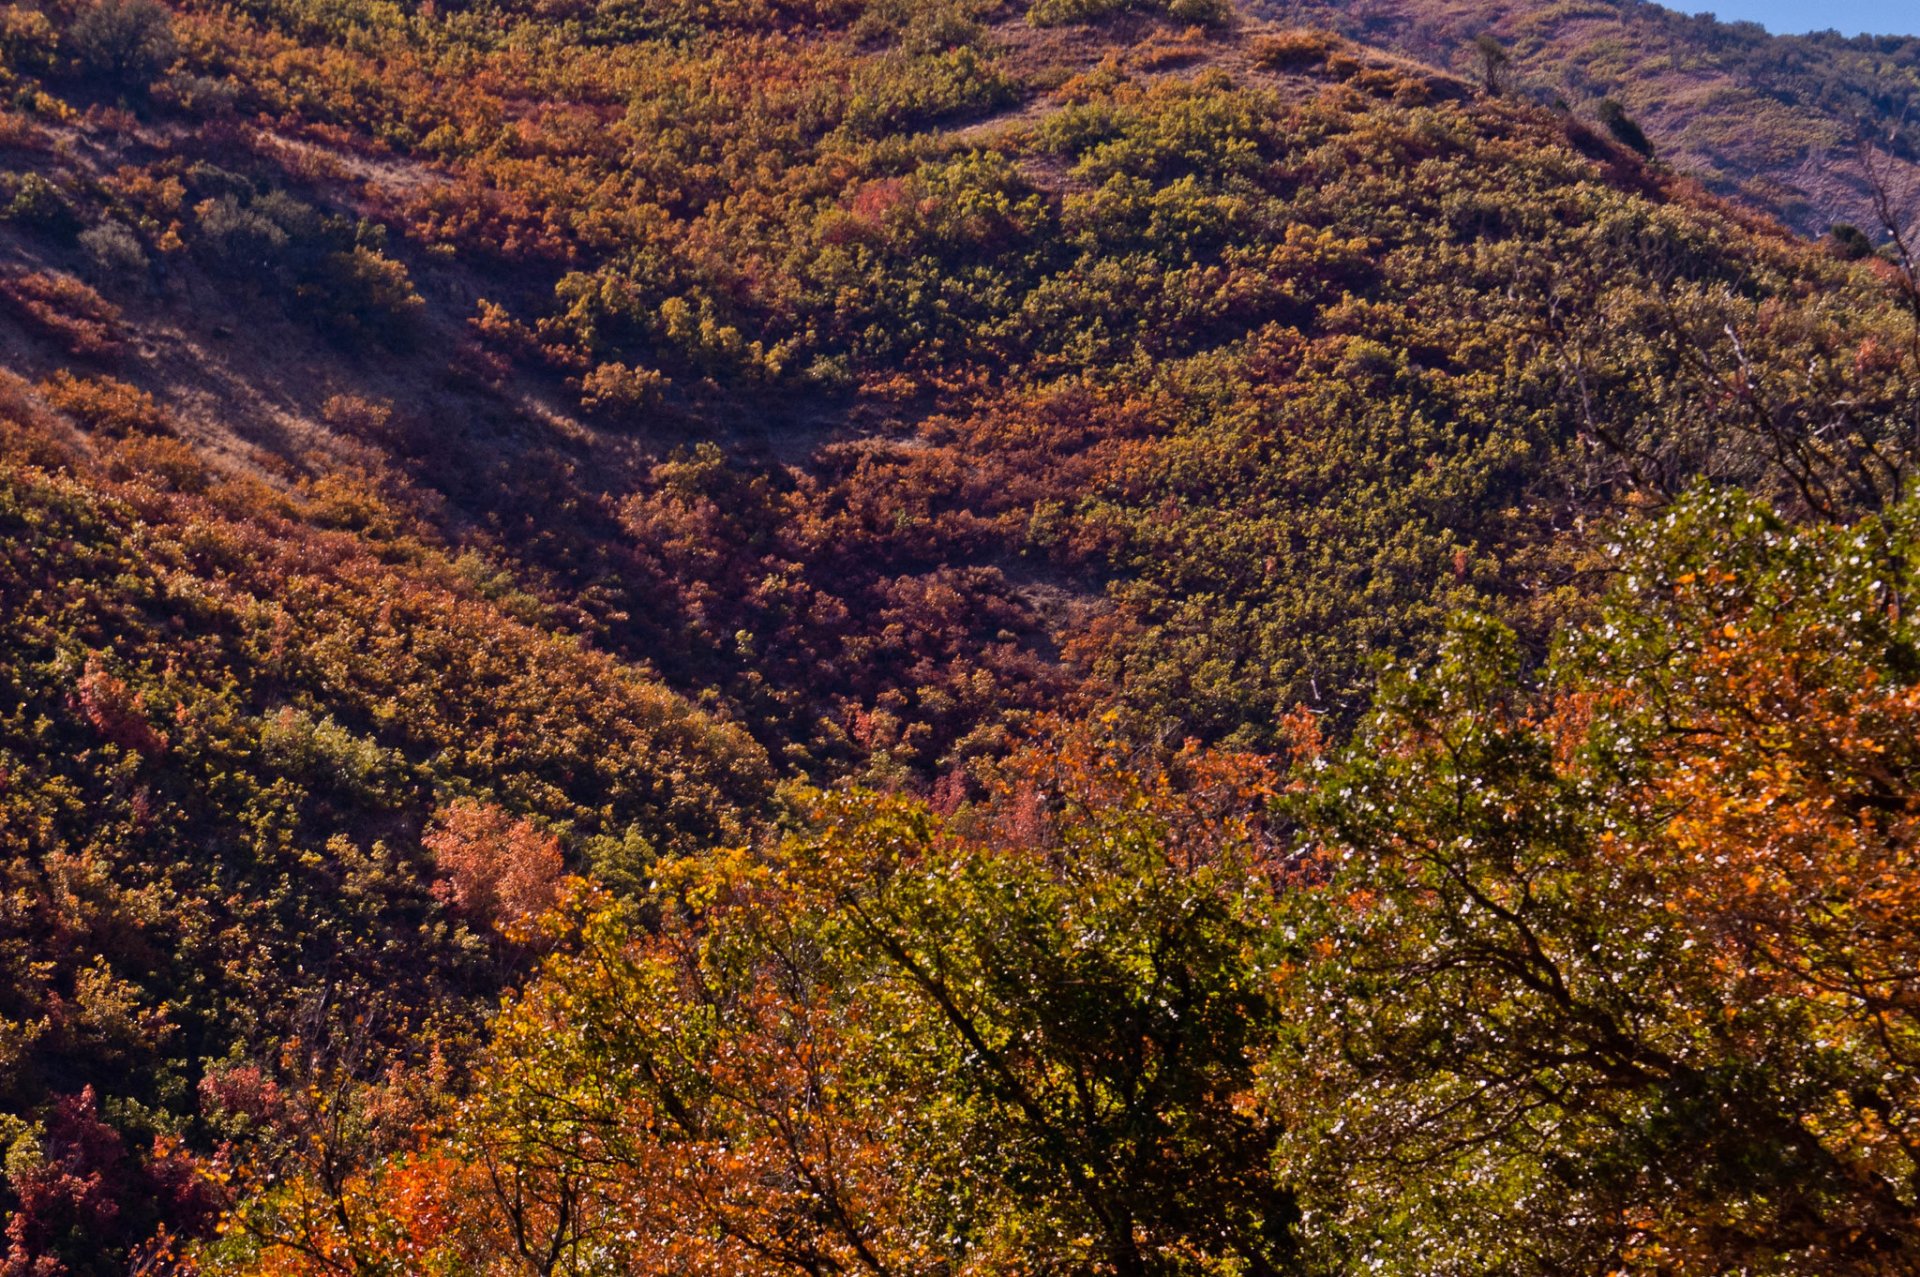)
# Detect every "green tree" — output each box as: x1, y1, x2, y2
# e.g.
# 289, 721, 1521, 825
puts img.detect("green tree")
68, 0, 176, 92
1598, 98, 1655, 157
1471, 33, 1512, 96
